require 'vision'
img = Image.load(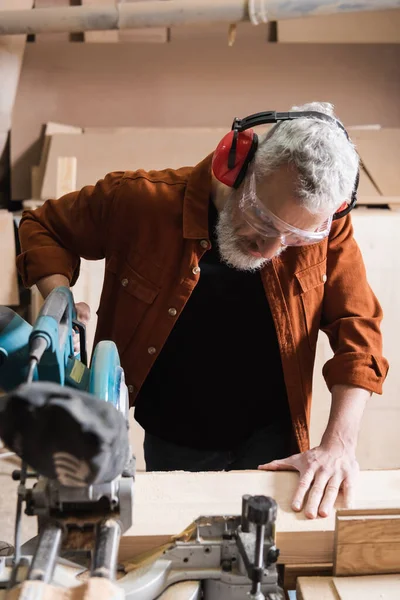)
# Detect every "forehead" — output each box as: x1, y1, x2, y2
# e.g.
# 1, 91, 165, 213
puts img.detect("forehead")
254, 163, 328, 231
